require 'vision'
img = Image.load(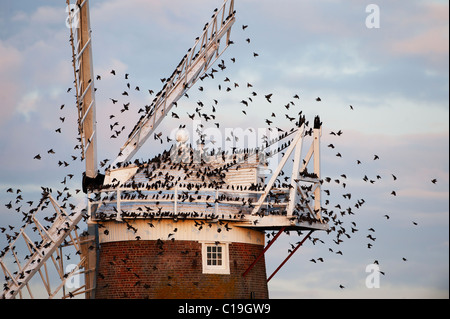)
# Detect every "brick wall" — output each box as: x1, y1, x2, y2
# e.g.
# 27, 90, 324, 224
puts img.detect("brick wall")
94, 240, 268, 299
